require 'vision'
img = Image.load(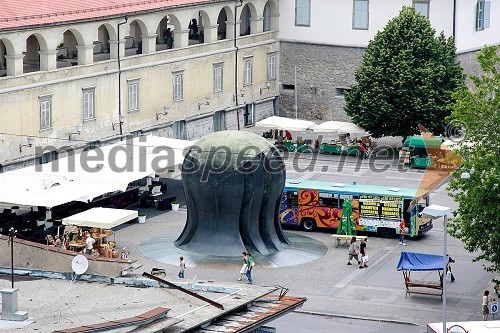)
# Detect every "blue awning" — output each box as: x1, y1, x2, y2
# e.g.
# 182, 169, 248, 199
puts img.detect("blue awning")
397, 252, 450, 271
